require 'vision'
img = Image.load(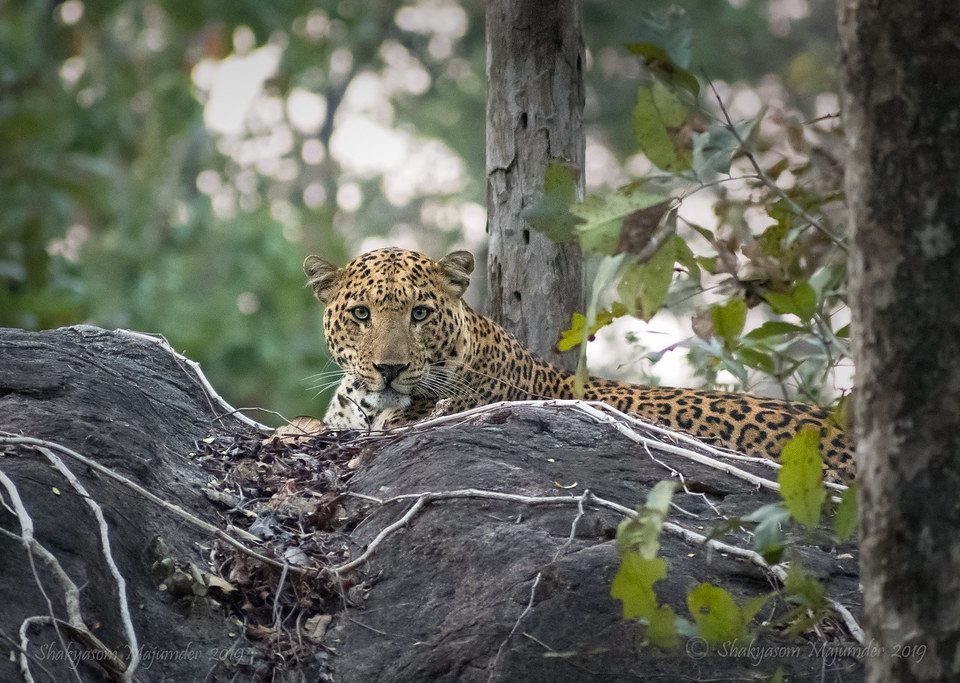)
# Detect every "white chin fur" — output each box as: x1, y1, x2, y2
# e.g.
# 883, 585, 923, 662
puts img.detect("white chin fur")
368, 389, 412, 410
